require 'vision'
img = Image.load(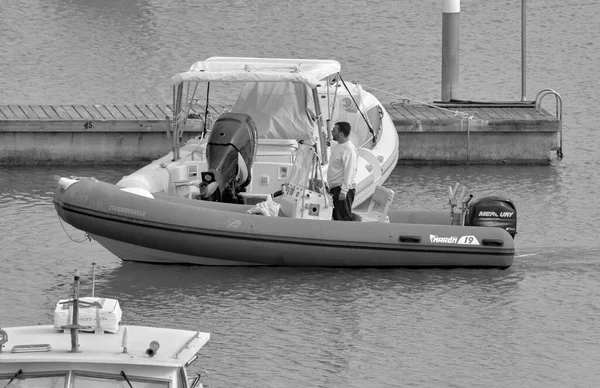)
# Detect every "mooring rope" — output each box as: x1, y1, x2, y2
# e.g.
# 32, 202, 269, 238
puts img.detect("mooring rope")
361, 84, 474, 121
57, 216, 91, 243
361, 84, 475, 163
